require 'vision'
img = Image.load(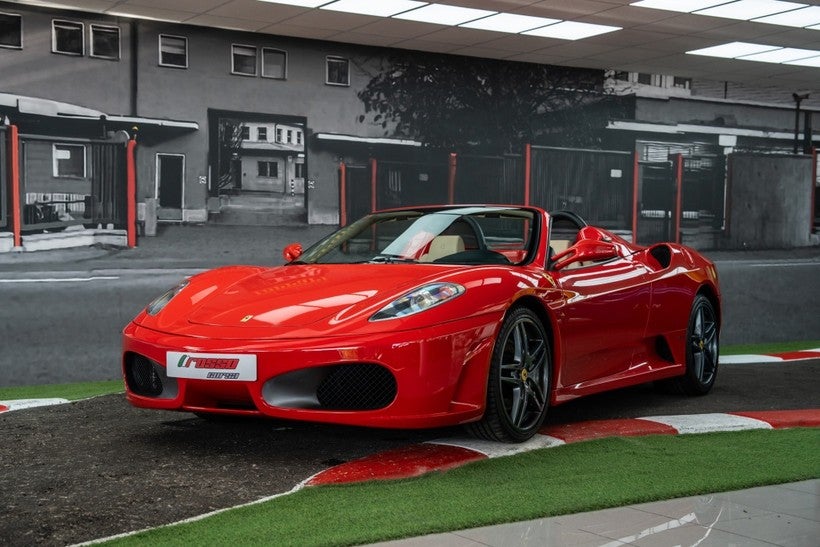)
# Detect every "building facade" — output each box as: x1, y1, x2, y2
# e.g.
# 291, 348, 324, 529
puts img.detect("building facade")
0, 2, 396, 227
1, 2, 817, 250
